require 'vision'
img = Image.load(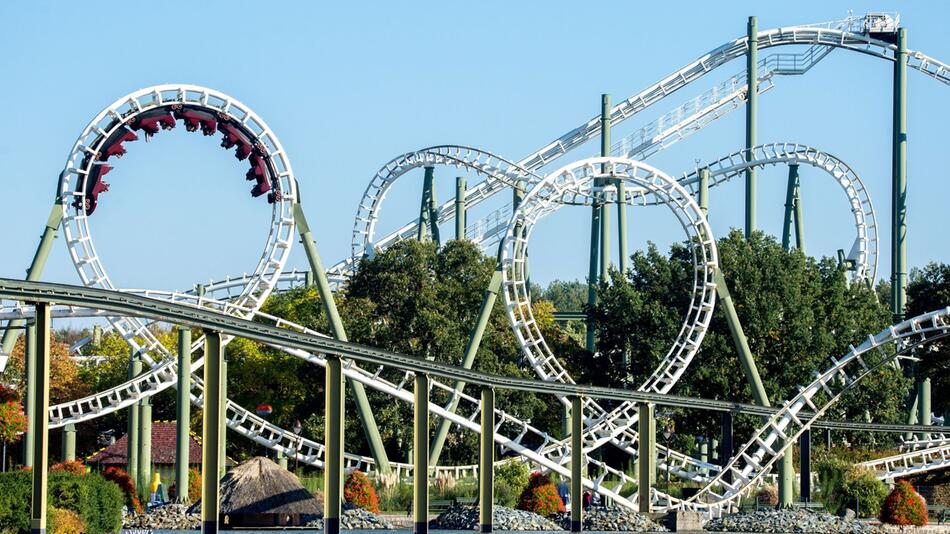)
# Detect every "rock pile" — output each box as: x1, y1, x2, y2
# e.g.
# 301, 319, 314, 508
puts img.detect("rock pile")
122, 503, 201, 530
429, 505, 561, 531
705, 509, 881, 534
550, 507, 668, 531
304, 504, 394, 530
